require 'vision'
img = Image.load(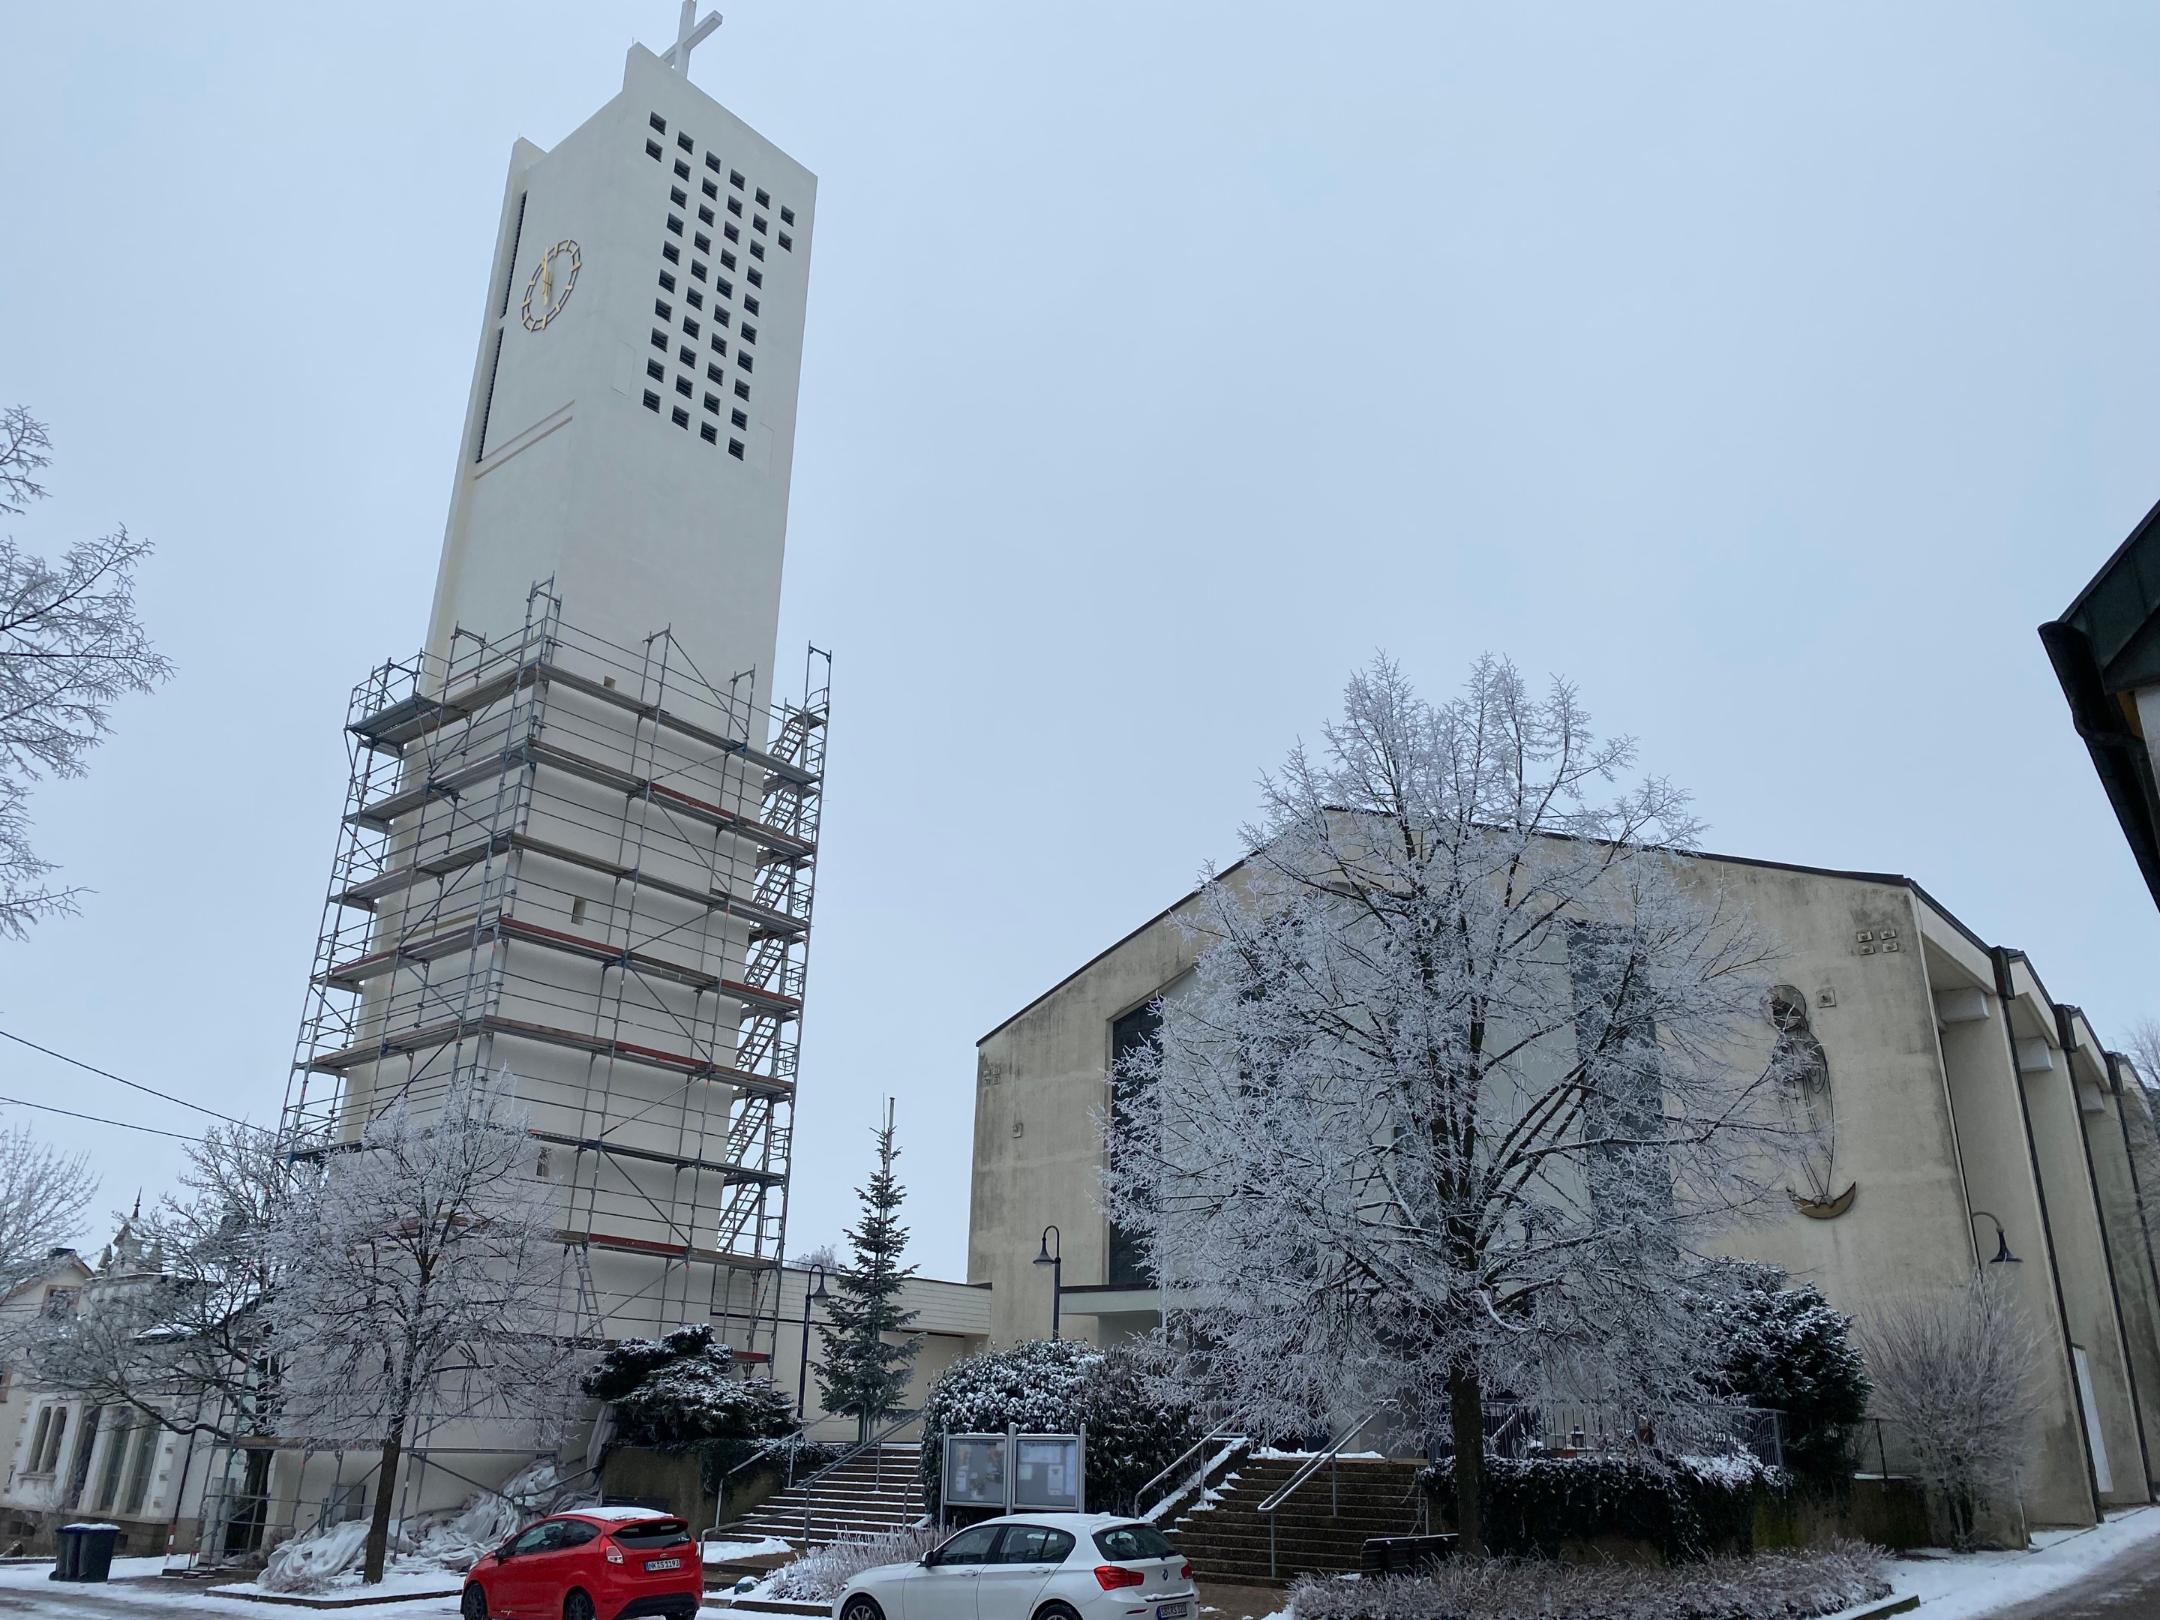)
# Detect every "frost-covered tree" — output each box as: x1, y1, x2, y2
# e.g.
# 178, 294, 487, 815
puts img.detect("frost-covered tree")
1695, 1261, 1870, 1493
0, 1123, 93, 1303
270, 1070, 580, 1584
916, 1338, 1198, 1516
0, 405, 173, 939
815, 1101, 922, 1441
1103, 656, 1802, 1553
22, 1125, 288, 1445
1854, 1276, 2041, 1547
